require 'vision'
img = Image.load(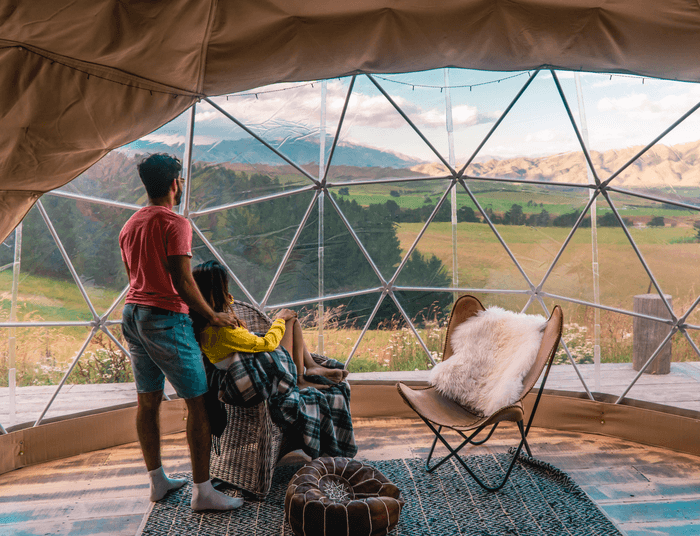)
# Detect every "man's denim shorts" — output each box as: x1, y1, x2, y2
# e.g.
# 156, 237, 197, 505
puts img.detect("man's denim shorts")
121, 303, 208, 399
